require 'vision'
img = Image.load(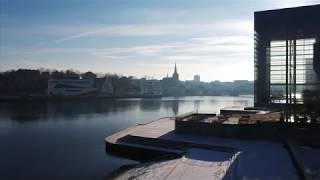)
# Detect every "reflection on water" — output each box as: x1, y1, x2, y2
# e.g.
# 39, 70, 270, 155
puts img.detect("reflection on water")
0, 96, 252, 179
0, 96, 253, 123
